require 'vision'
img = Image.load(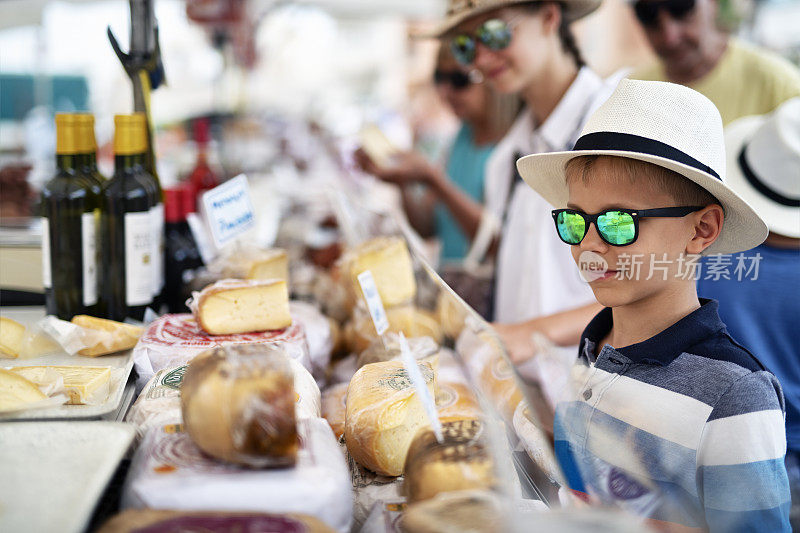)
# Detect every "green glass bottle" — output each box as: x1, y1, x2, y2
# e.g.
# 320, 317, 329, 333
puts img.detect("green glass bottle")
40, 114, 101, 319
101, 114, 155, 321
76, 114, 106, 194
